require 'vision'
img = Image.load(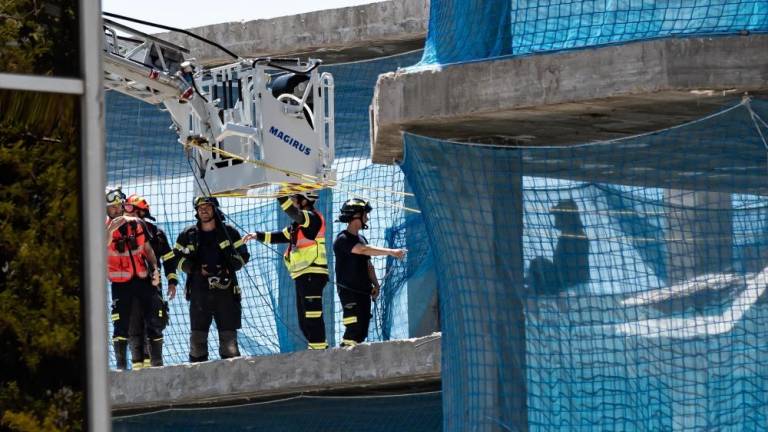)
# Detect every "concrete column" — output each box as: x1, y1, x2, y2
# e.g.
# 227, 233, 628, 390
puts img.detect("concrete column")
665, 190, 733, 283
